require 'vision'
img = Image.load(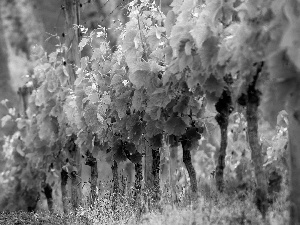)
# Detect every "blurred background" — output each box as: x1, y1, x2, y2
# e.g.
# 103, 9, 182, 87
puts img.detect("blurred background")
0, 0, 172, 163
0, 0, 173, 211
